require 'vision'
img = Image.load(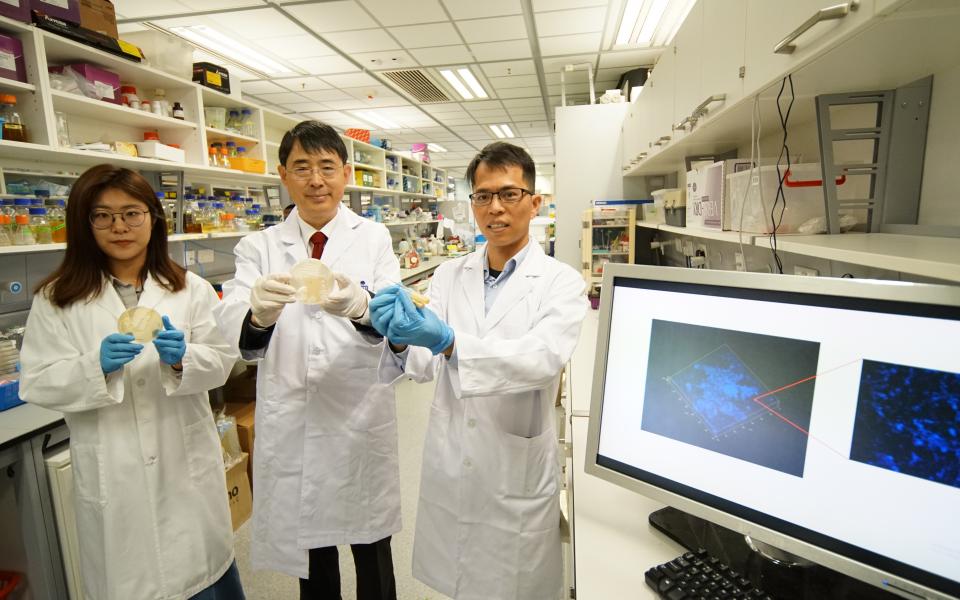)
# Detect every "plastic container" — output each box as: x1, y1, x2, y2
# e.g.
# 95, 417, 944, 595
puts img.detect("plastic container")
204, 106, 227, 130
120, 84, 140, 109
240, 108, 256, 137
29, 207, 53, 244
226, 109, 241, 132
725, 163, 832, 233
12, 198, 33, 245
